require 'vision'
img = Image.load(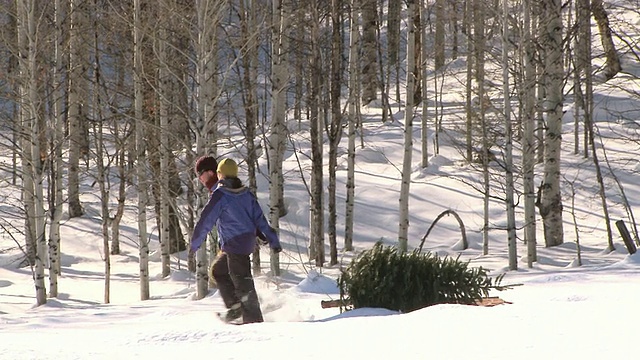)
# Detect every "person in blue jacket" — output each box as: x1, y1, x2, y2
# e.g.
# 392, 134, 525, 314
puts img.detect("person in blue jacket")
190, 156, 282, 324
